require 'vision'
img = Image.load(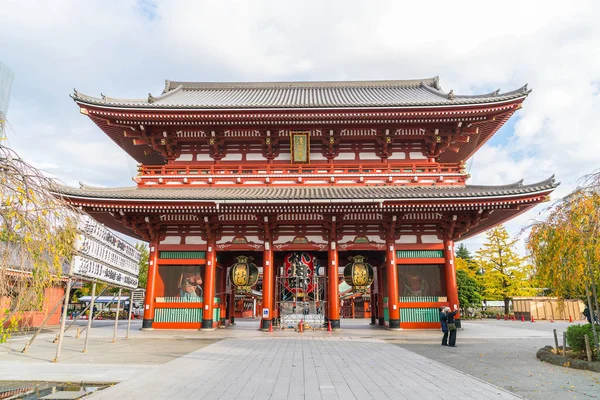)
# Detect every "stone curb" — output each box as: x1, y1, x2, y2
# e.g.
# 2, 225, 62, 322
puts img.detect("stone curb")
536, 345, 600, 373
